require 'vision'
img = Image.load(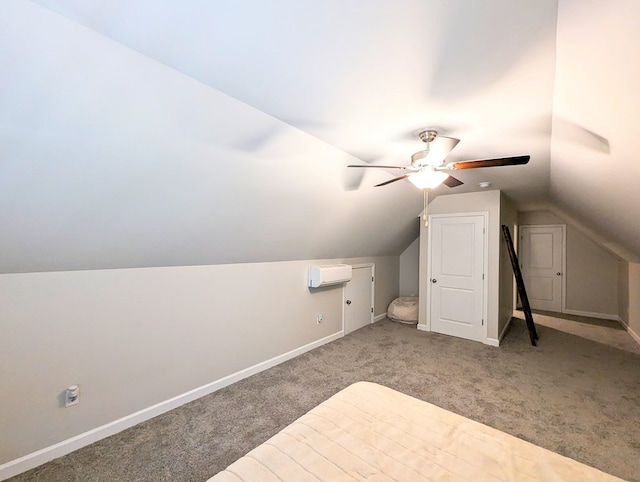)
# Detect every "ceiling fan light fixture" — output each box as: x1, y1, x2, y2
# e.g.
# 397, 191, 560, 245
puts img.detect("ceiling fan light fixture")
408, 167, 449, 189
